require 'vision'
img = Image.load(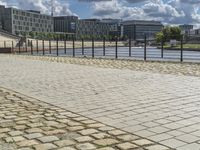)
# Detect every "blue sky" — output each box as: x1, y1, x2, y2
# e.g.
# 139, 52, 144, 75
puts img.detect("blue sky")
1, 0, 200, 26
